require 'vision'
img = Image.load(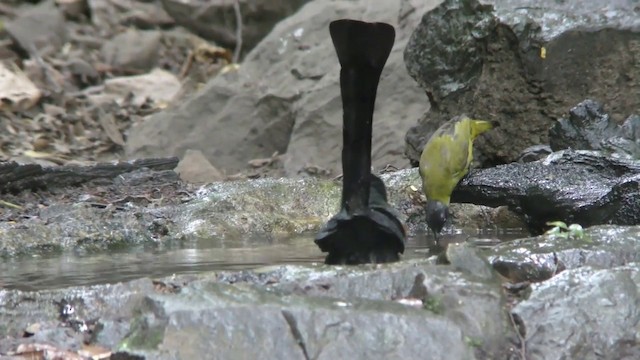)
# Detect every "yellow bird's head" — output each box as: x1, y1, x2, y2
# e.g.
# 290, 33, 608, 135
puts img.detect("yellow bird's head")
425, 200, 449, 238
